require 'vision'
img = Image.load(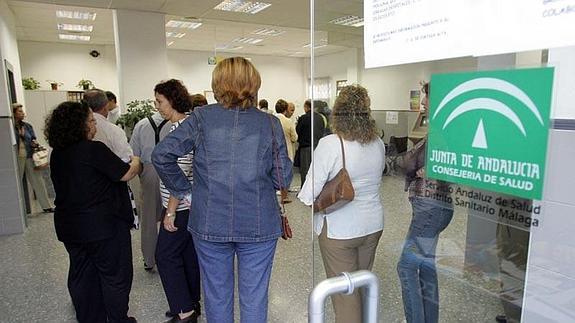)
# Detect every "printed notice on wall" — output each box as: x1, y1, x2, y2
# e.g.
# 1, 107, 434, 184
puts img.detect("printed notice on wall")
475, 0, 575, 56
426, 67, 554, 200
386, 111, 399, 124
364, 0, 471, 68
364, 0, 575, 68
